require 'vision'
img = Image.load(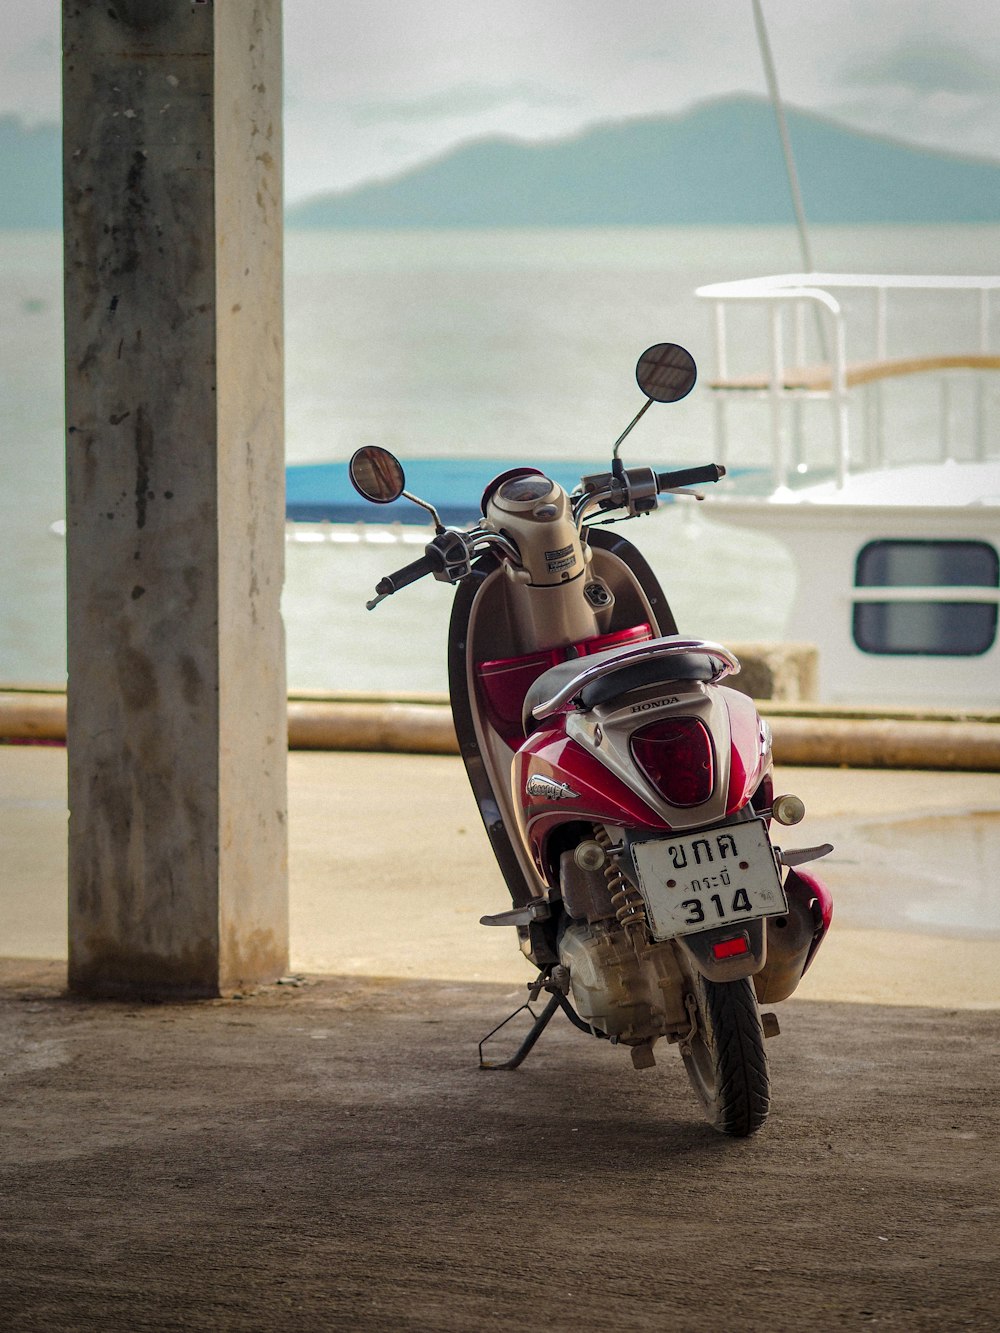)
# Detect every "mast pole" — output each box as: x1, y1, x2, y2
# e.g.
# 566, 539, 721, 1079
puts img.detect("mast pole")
752, 0, 827, 364
752, 0, 815, 273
